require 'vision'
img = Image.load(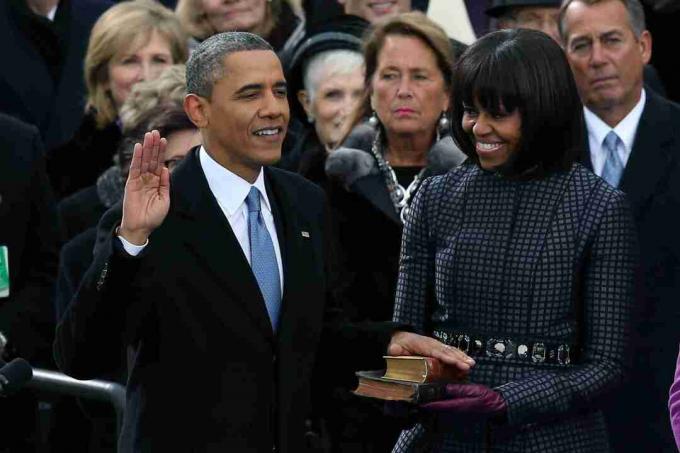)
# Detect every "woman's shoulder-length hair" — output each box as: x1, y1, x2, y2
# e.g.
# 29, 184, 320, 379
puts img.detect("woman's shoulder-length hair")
451, 28, 584, 177
85, 0, 188, 129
